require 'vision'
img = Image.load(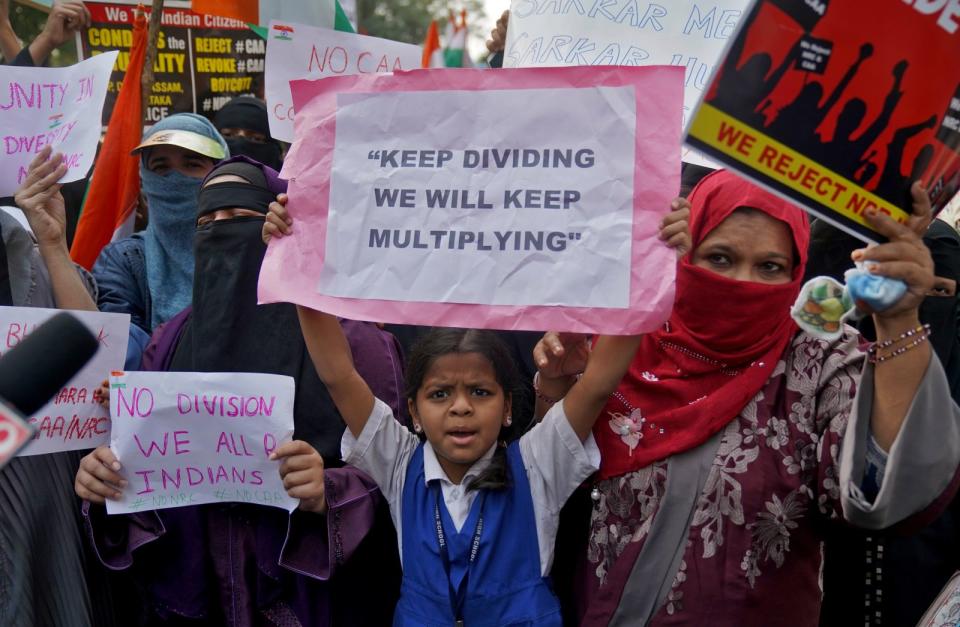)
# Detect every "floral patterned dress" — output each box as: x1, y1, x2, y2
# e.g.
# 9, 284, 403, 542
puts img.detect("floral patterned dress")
579, 329, 960, 627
